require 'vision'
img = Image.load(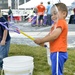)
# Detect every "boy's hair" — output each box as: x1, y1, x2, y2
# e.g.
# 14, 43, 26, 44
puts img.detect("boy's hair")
55, 3, 68, 18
